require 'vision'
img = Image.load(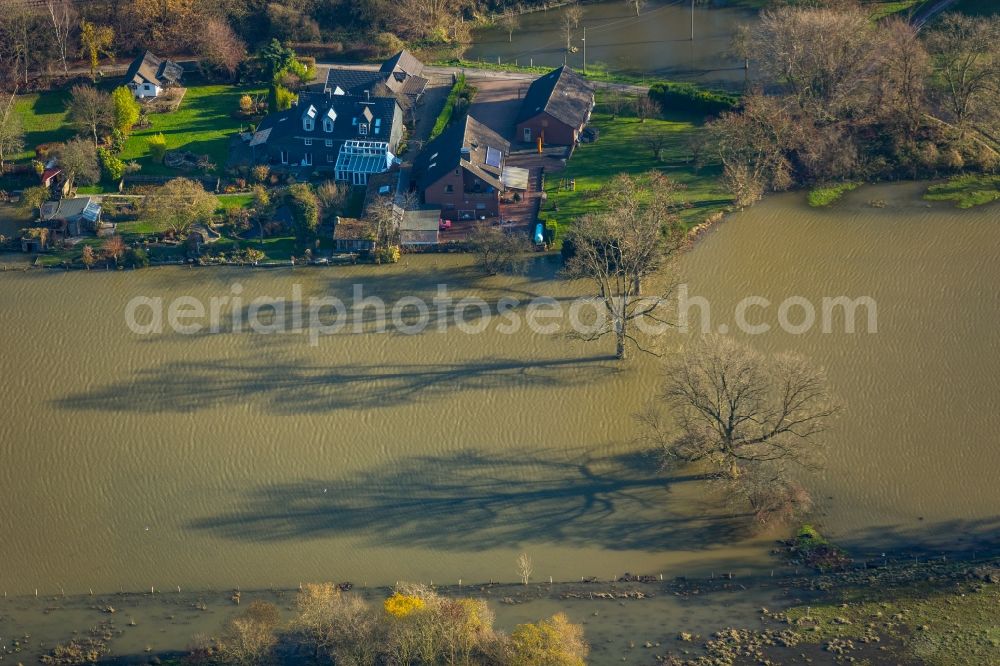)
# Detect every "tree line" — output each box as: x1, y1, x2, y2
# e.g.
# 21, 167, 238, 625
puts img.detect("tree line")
0, 0, 552, 89
181, 582, 588, 666
708, 5, 1000, 206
